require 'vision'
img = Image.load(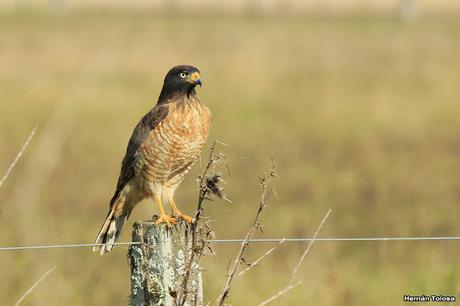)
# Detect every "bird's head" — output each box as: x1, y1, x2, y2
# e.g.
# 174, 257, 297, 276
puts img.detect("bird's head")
160, 65, 202, 99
